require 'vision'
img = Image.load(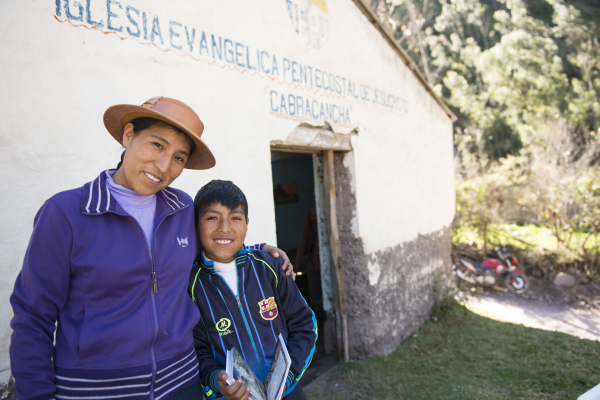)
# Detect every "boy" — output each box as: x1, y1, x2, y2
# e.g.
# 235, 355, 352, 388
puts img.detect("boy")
190, 180, 317, 400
